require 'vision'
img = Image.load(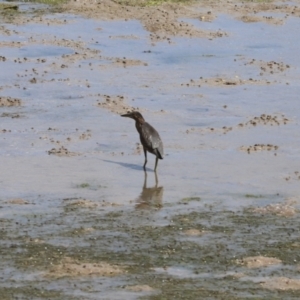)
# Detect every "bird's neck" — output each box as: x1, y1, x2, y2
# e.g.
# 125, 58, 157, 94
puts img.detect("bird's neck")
135, 119, 145, 133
